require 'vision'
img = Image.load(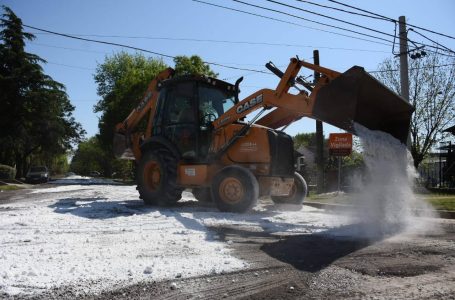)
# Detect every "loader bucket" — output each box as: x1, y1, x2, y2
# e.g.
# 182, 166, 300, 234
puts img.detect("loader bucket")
113, 133, 135, 160
312, 66, 414, 144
